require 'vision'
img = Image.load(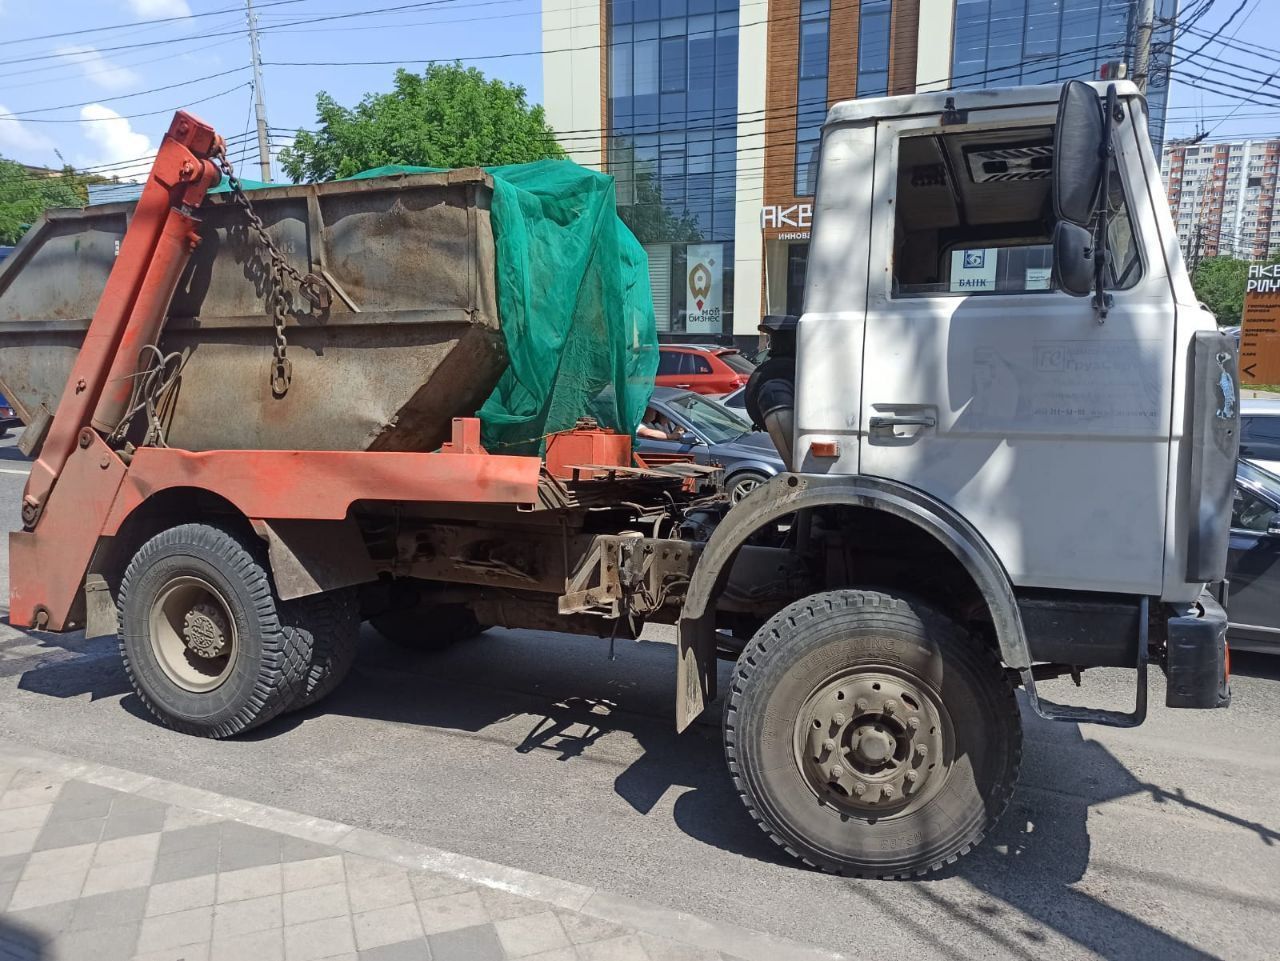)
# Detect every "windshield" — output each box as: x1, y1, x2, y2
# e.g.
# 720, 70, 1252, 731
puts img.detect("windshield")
1240, 458, 1280, 492
668, 392, 752, 444
719, 351, 756, 374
